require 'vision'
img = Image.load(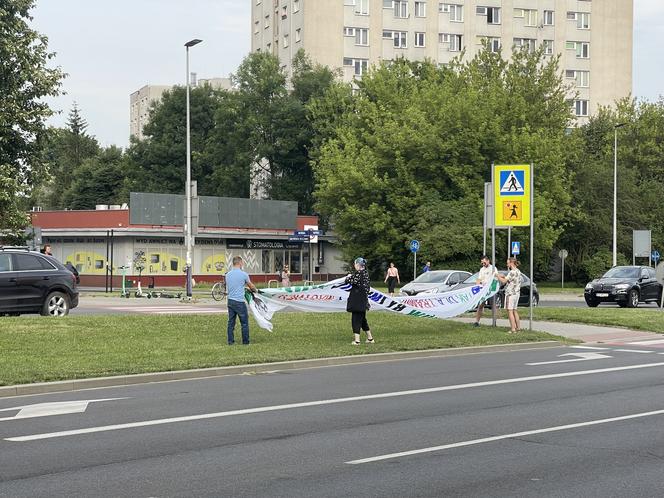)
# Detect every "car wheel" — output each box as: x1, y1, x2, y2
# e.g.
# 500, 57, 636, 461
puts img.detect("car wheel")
531, 294, 539, 307
585, 298, 599, 307
626, 289, 639, 308
41, 291, 71, 317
